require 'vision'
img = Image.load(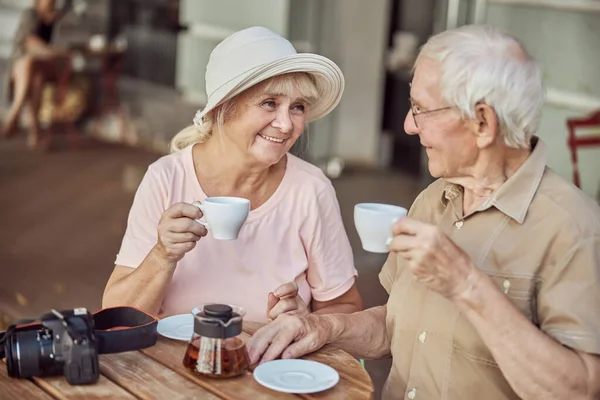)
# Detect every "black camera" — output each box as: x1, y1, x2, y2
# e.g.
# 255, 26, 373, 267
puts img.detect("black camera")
2, 308, 99, 385
0, 306, 158, 386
